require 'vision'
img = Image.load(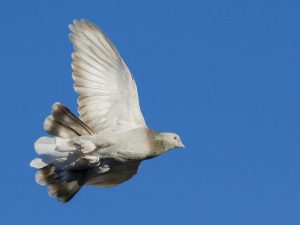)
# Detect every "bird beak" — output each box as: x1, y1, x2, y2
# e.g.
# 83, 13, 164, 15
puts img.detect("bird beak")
178, 142, 185, 149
